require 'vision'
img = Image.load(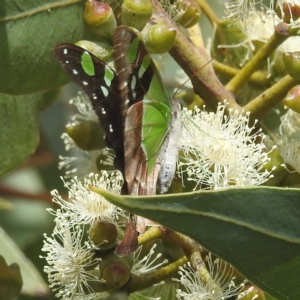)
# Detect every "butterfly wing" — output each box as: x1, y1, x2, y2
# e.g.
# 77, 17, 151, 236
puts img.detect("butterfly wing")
54, 44, 126, 178
113, 26, 180, 195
